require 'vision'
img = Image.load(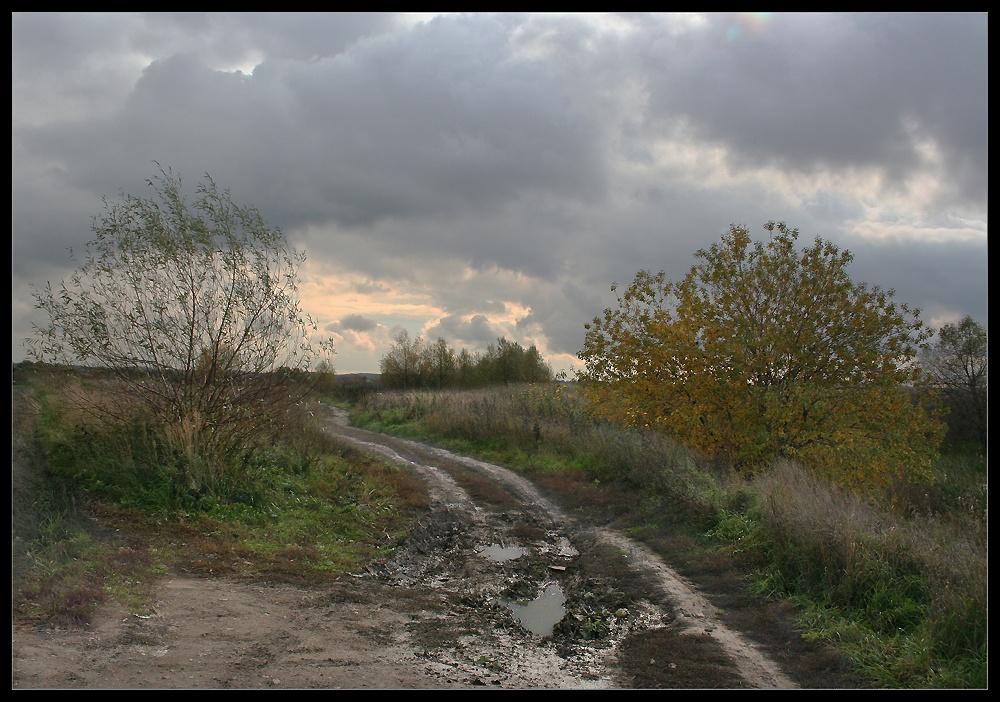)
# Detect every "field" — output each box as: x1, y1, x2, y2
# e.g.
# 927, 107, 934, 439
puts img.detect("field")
11, 370, 988, 688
